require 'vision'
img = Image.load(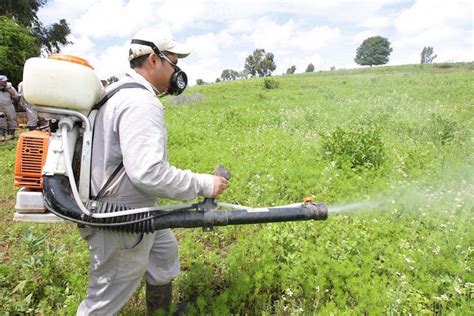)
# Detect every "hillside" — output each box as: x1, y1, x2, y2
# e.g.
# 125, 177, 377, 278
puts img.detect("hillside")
1, 62, 473, 314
